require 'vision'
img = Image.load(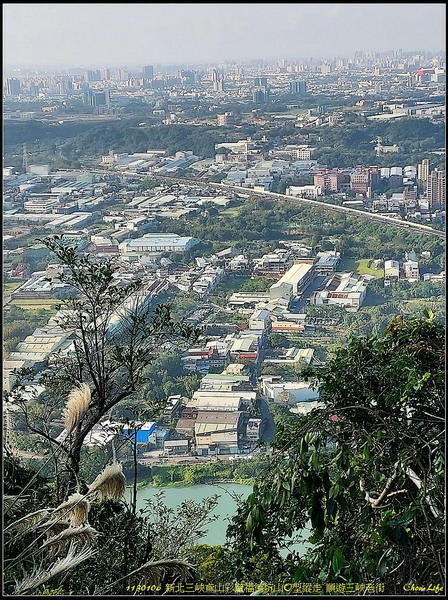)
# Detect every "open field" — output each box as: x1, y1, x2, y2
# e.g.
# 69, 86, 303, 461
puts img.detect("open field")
10, 298, 60, 311
339, 258, 383, 278
3, 282, 22, 296
220, 206, 243, 216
